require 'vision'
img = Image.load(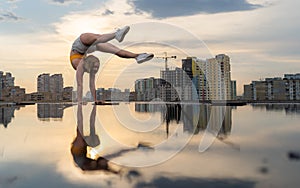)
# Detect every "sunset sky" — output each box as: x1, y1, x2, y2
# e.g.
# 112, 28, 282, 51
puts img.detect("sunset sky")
0, 0, 299, 95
